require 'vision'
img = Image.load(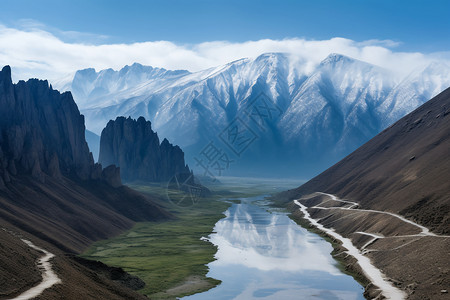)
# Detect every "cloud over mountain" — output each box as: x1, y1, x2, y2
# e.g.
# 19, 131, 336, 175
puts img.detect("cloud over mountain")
1, 24, 449, 82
